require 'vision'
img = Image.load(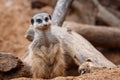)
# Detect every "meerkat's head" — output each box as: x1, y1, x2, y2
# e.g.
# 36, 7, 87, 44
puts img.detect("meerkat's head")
31, 13, 52, 31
